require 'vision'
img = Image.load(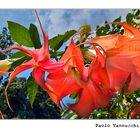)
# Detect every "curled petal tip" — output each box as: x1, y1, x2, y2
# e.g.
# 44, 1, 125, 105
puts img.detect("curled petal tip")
35, 9, 49, 55
5, 89, 14, 112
